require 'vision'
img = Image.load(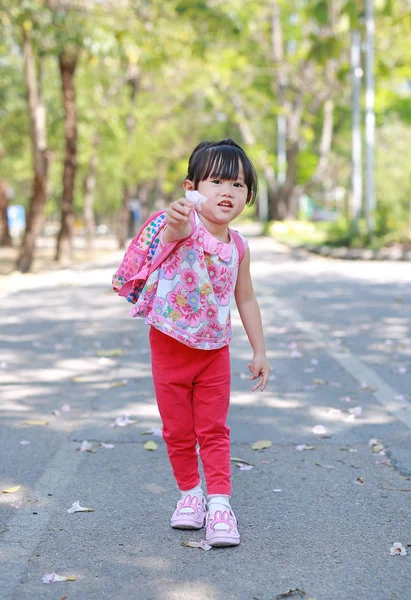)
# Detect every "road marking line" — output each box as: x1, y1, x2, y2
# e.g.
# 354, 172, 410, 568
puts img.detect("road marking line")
270, 299, 411, 430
